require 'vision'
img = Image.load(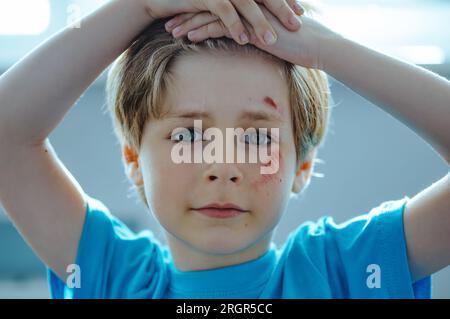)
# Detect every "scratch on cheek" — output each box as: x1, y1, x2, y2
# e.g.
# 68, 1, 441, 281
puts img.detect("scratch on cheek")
251, 151, 283, 191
